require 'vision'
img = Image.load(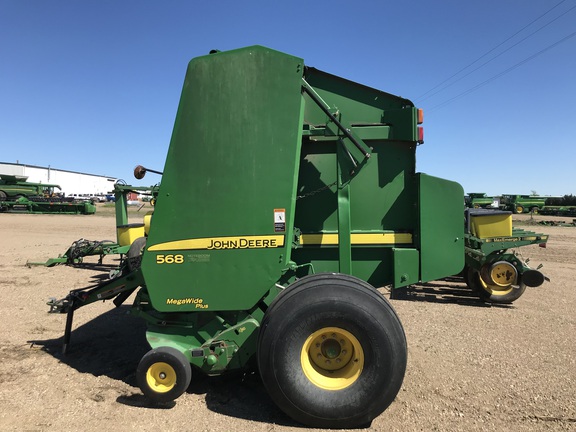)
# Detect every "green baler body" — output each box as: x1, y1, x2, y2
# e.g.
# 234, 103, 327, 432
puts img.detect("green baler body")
141, 46, 464, 313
